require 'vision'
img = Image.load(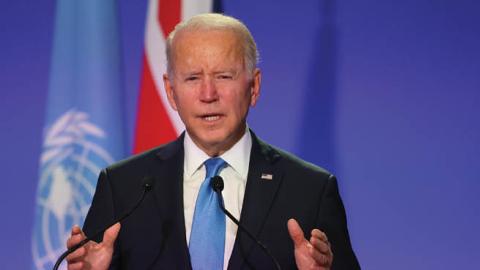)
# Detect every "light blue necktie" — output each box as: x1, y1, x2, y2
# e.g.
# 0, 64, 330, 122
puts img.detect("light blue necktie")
189, 158, 227, 270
